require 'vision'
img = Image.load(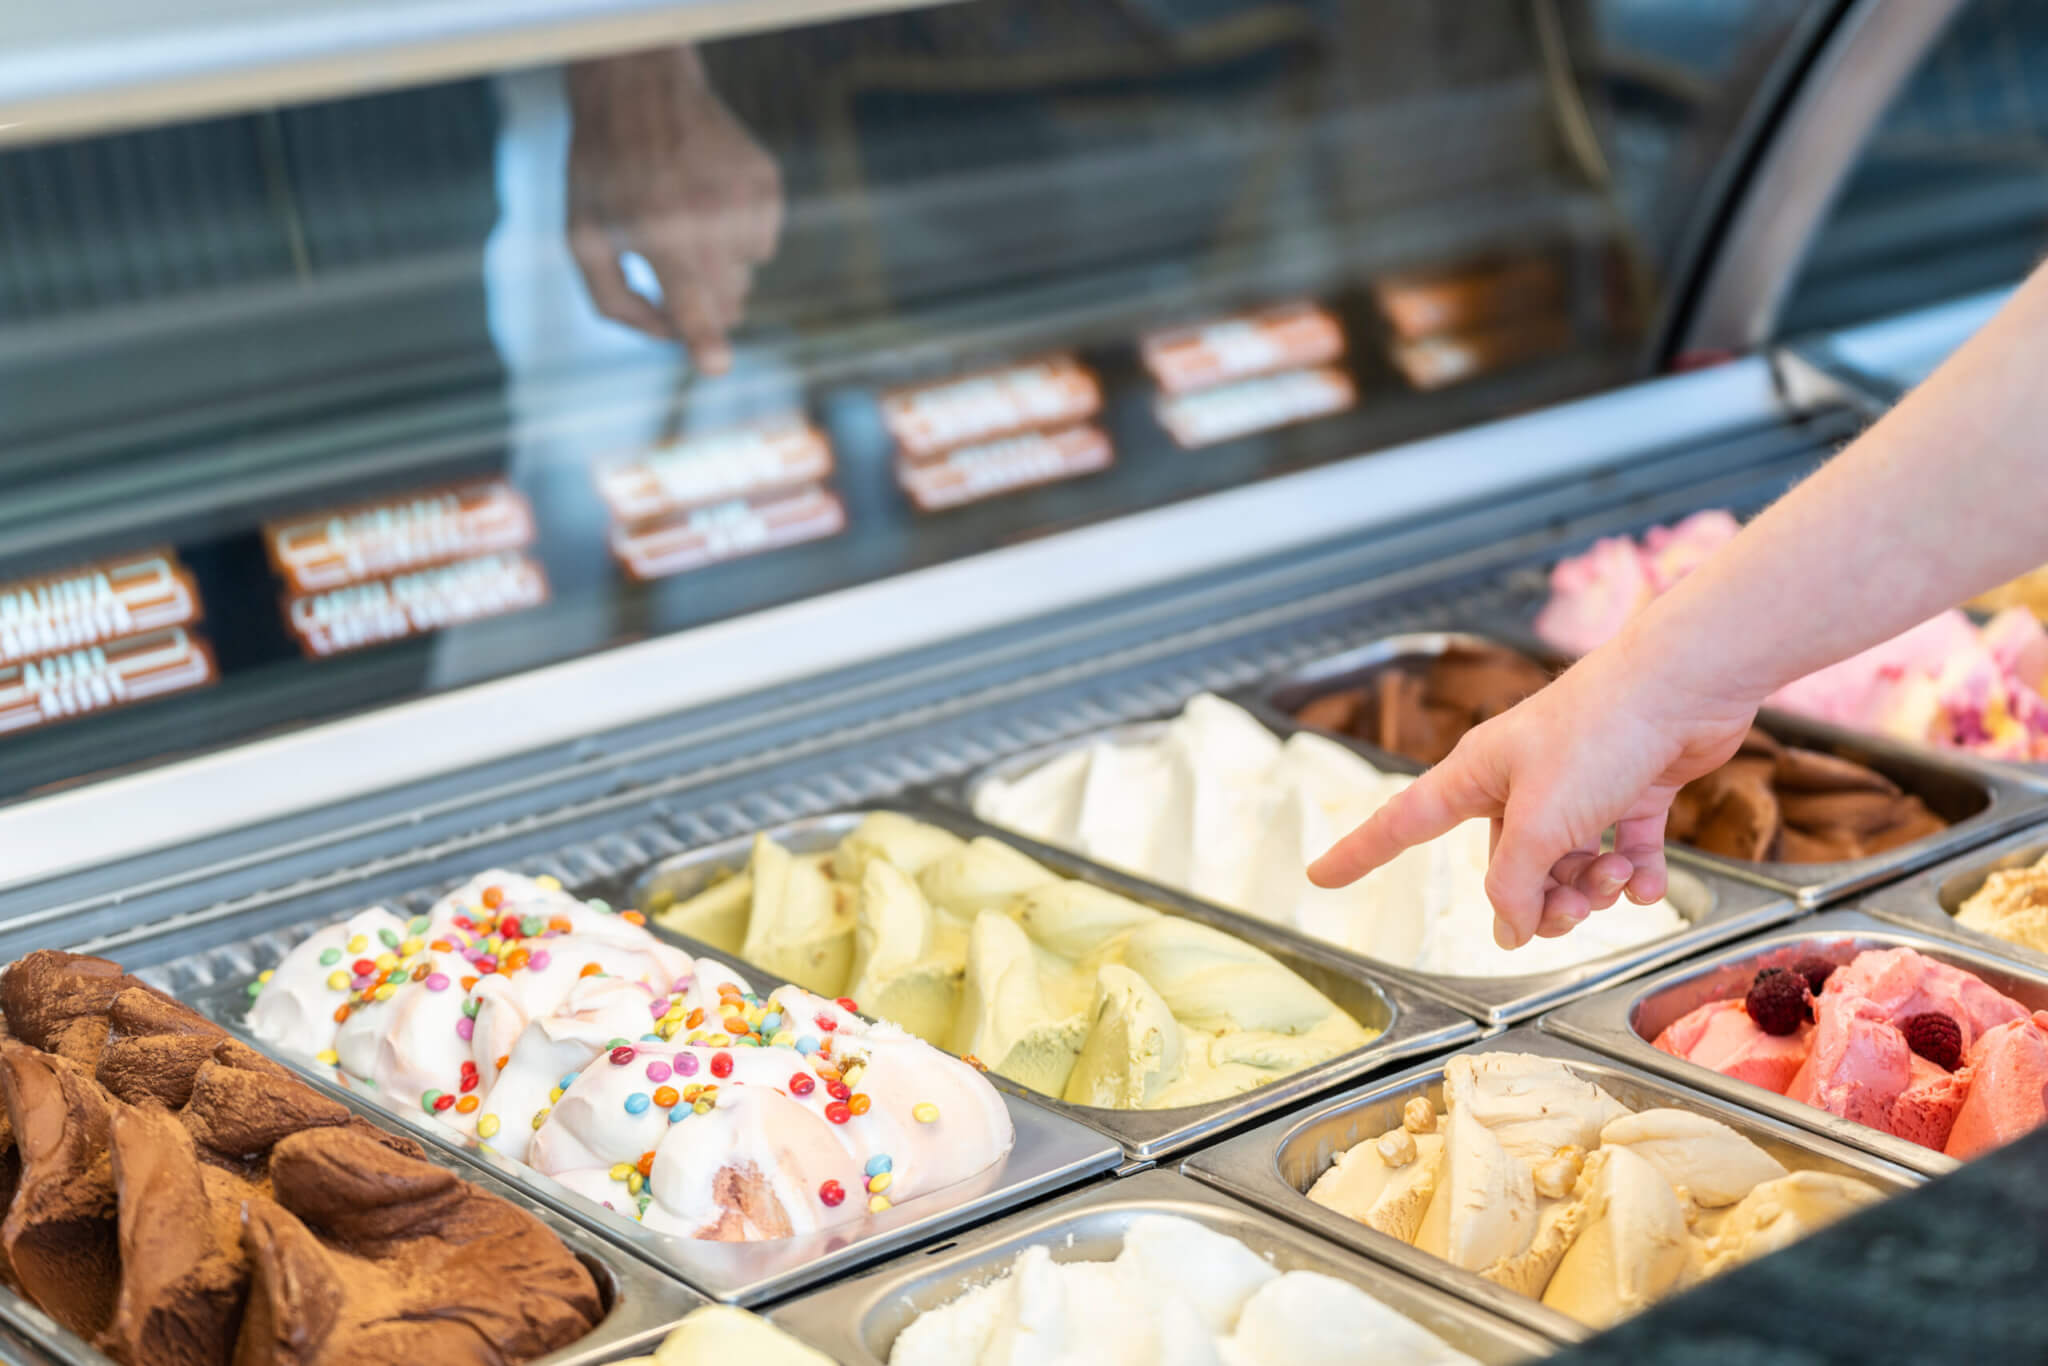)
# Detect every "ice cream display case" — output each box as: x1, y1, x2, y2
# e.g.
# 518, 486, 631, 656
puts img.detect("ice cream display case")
5, 0, 2048, 1361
